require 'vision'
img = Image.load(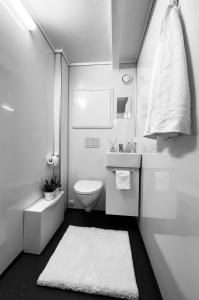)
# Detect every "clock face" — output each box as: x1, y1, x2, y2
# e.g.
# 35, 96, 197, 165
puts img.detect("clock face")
122, 74, 133, 85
